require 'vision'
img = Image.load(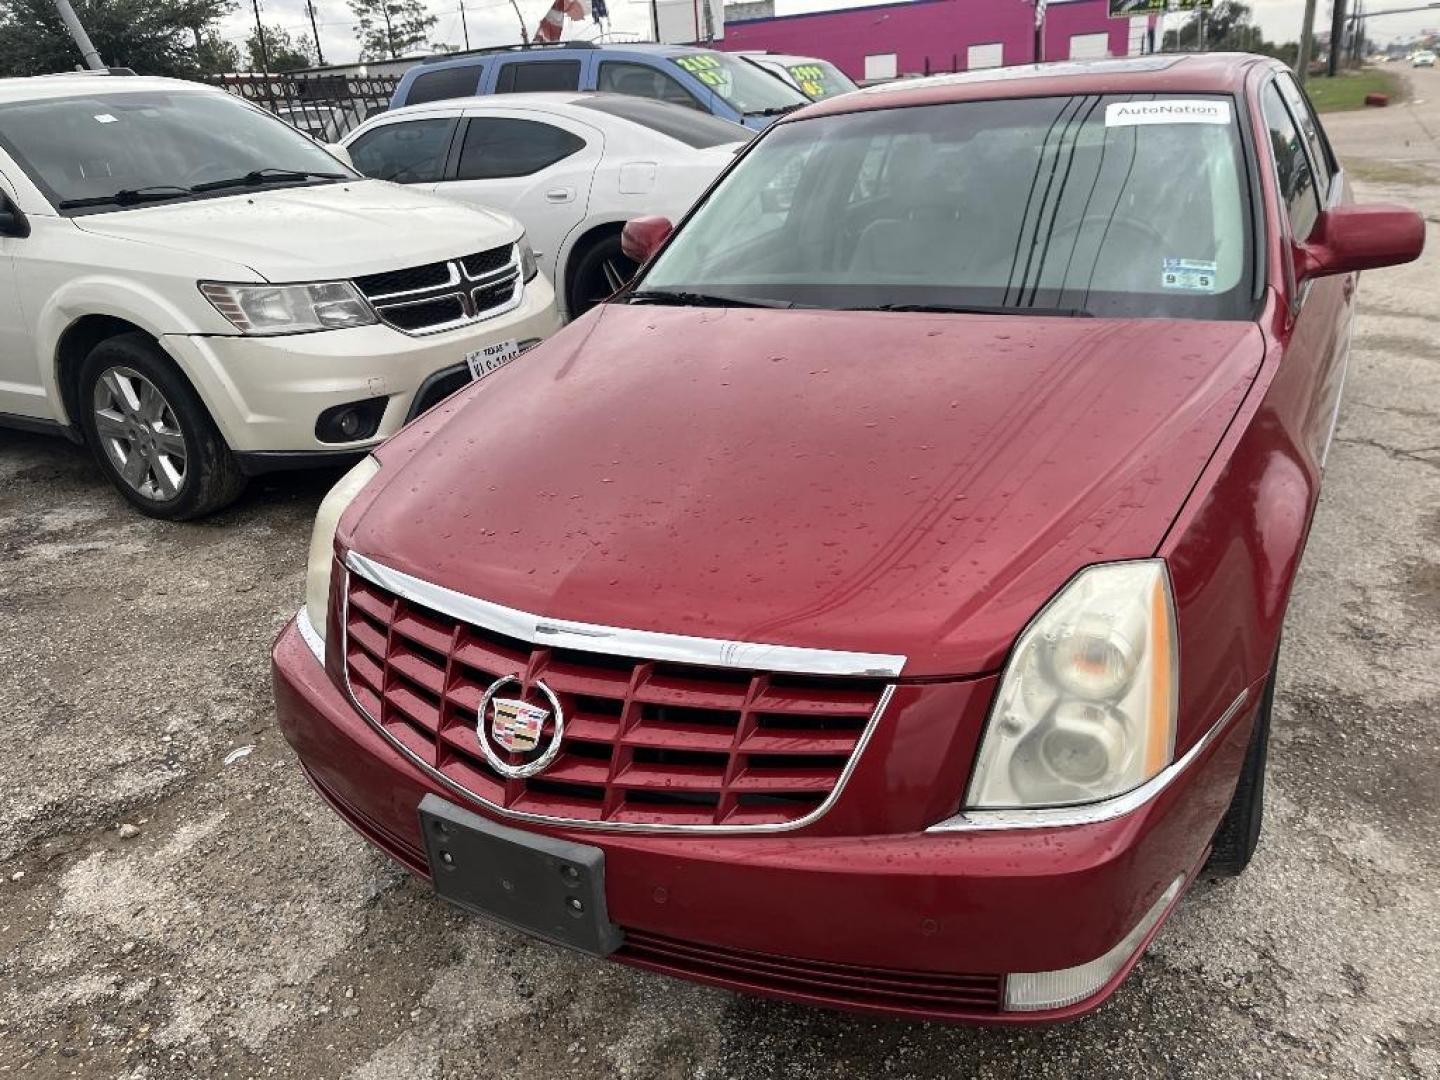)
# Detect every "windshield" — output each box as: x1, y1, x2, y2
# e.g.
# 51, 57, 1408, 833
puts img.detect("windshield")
779, 59, 859, 100
0, 90, 353, 214
668, 51, 808, 115
637, 94, 1255, 320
